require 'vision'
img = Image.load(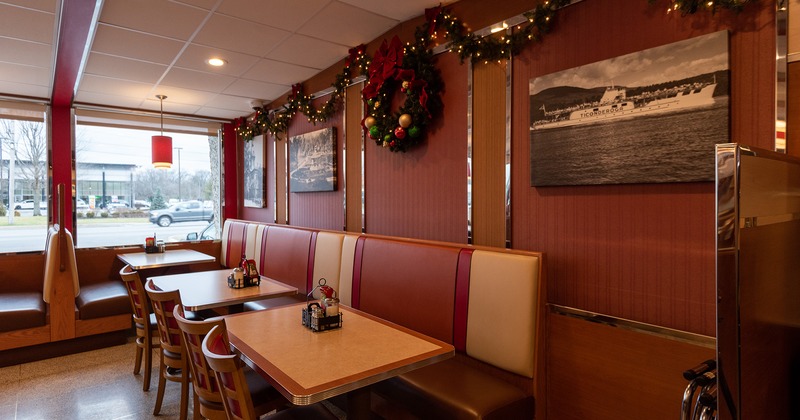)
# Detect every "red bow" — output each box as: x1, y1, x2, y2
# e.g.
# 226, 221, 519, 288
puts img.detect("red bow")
346, 44, 366, 68
362, 36, 404, 100
290, 84, 303, 100
425, 6, 442, 36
